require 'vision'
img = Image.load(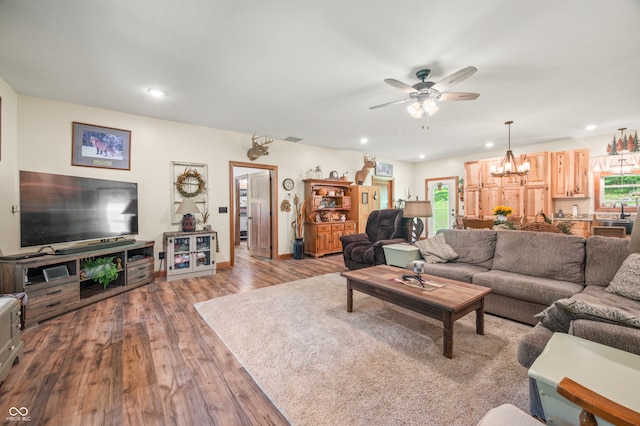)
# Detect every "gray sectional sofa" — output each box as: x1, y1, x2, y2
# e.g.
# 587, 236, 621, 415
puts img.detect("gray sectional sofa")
406, 229, 640, 418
